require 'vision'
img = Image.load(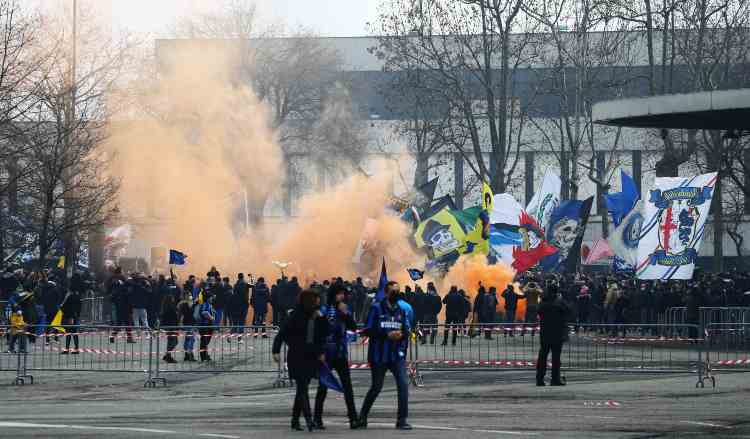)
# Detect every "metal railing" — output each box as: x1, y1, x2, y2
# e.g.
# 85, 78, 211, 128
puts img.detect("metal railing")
411, 323, 711, 387
704, 323, 750, 374
0, 324, 284, 387
665, 307, 750, 333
